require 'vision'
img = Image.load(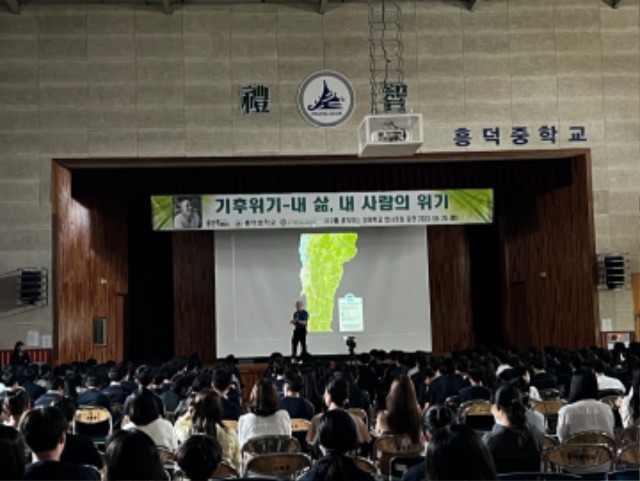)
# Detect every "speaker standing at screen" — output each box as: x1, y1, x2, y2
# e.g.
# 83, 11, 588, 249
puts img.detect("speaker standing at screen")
290, 300, 309, 359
